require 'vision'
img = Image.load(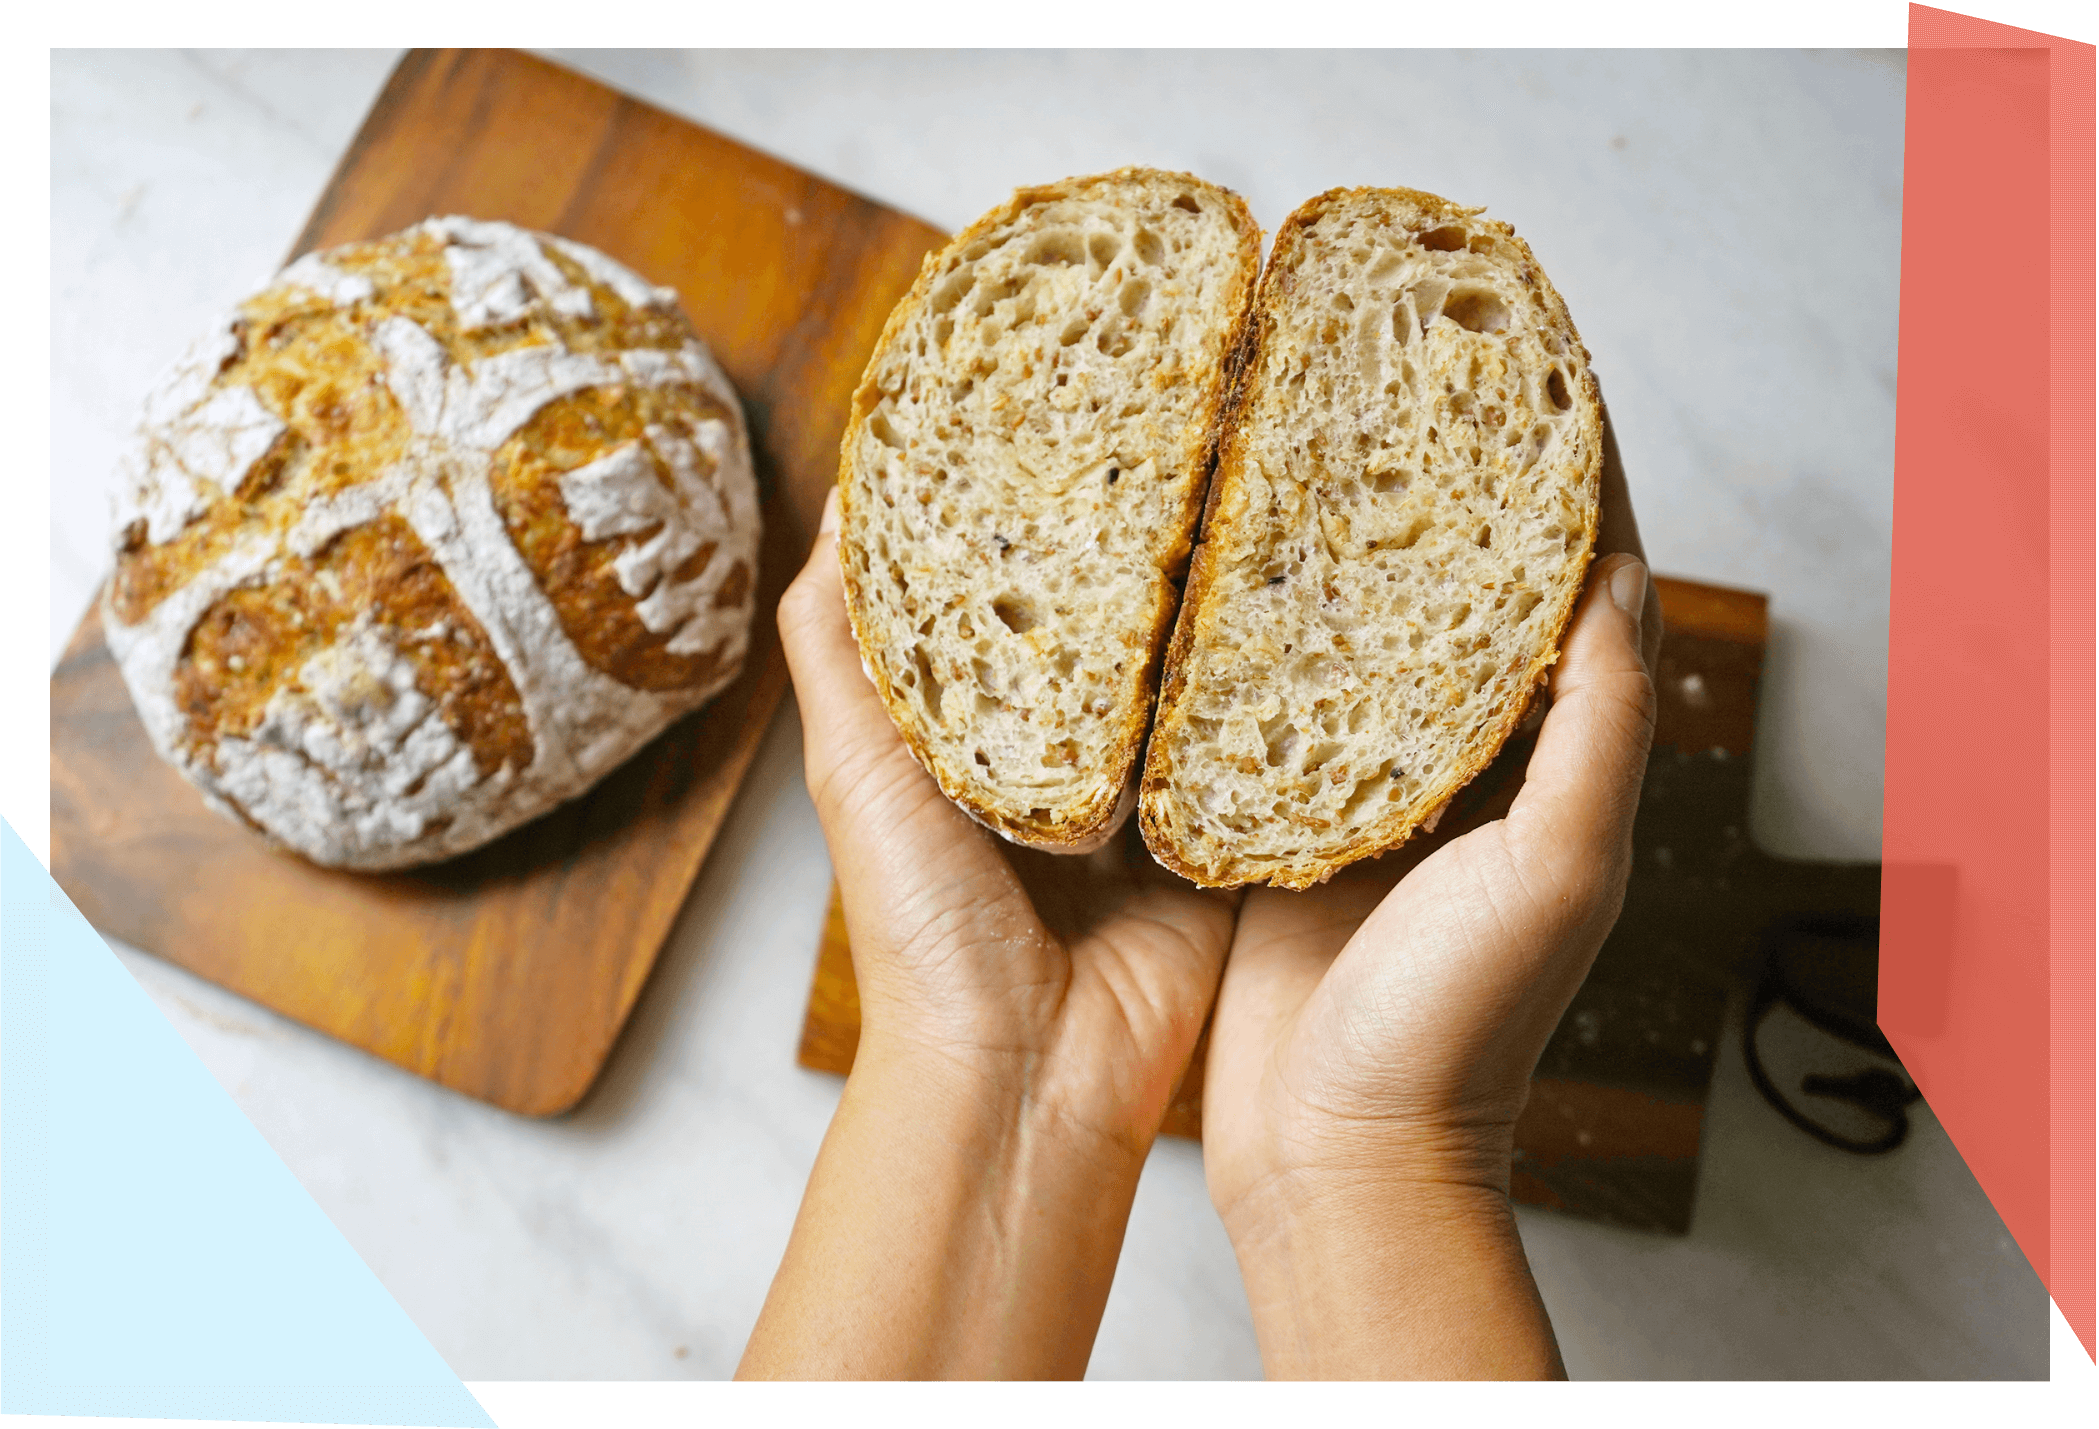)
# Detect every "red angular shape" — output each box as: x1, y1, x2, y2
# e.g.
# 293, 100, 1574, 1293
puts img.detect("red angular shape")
1888, 5, 2095, 1361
